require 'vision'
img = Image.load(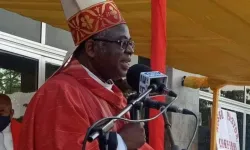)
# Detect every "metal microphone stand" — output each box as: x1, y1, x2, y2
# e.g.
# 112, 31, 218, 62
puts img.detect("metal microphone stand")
86, 88, 153, 150
128, 93, 142, 120
161, 107, 182, 150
